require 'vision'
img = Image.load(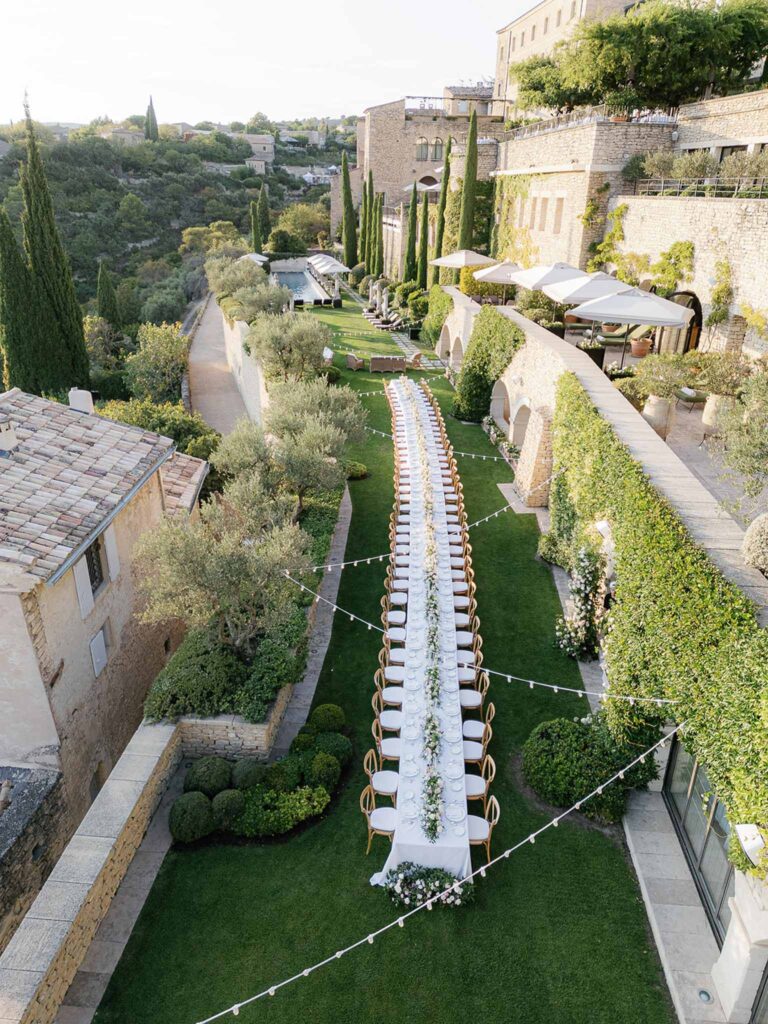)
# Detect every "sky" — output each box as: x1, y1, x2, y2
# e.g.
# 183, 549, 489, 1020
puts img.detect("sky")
0, 0, 525, 126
